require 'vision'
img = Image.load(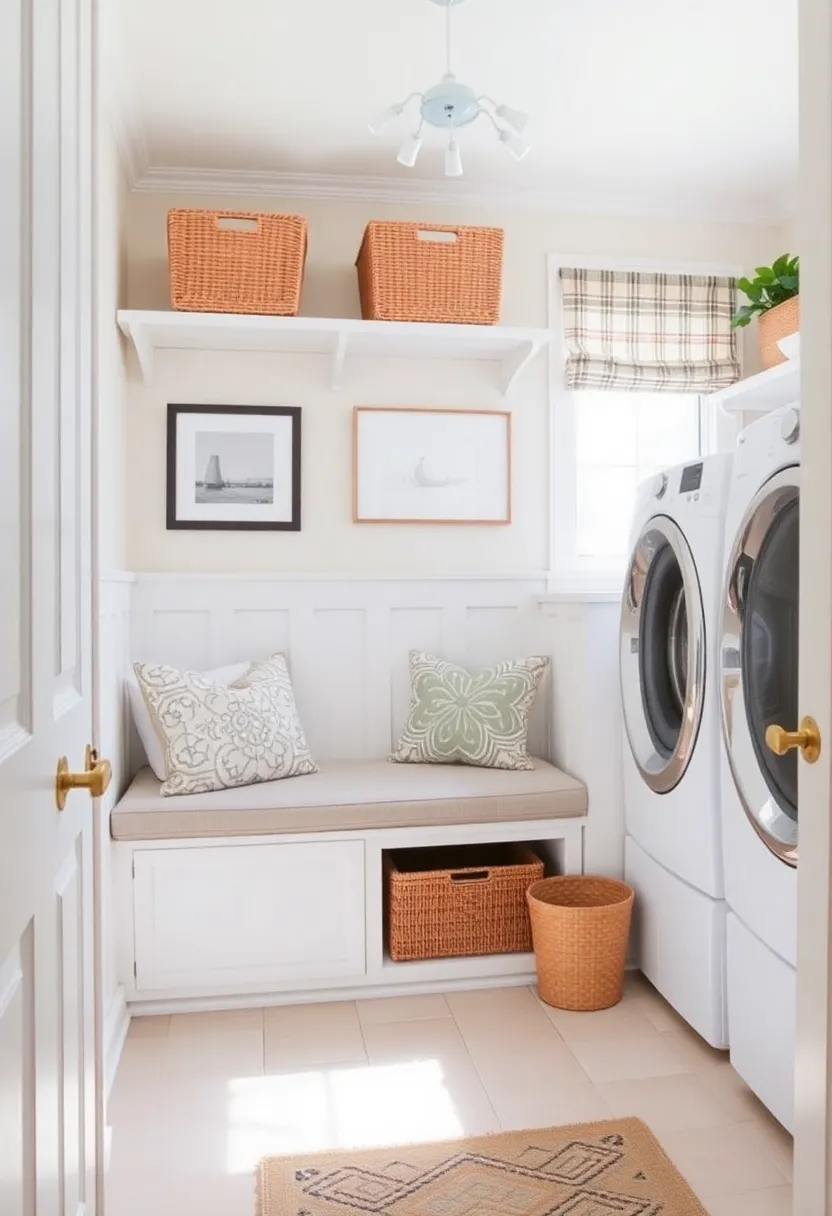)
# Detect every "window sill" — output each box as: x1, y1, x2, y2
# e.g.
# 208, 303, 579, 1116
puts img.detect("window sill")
538, 578, 623, 605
